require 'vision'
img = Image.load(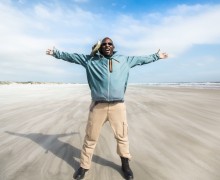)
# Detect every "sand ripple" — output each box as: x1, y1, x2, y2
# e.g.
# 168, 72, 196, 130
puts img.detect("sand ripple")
0, 84, 220, 180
